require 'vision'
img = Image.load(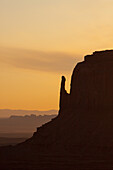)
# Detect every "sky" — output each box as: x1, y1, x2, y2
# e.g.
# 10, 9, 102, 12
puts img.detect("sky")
0, 0, 113, 111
